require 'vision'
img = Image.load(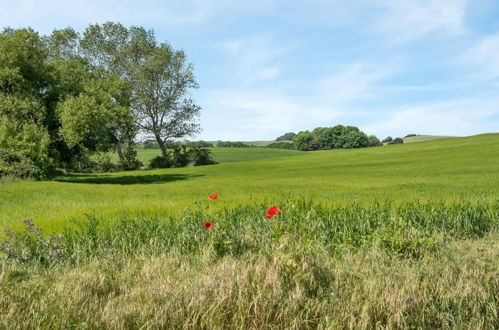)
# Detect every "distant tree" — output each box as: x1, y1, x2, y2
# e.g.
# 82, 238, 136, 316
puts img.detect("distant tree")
368, 135, 382, 147
382, 136, 393, 143
275, 132, 296, 141
388, 137, 404, 145
404, 134, 417, 138
216, 141, 249, 148
294, 131, 314, 151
